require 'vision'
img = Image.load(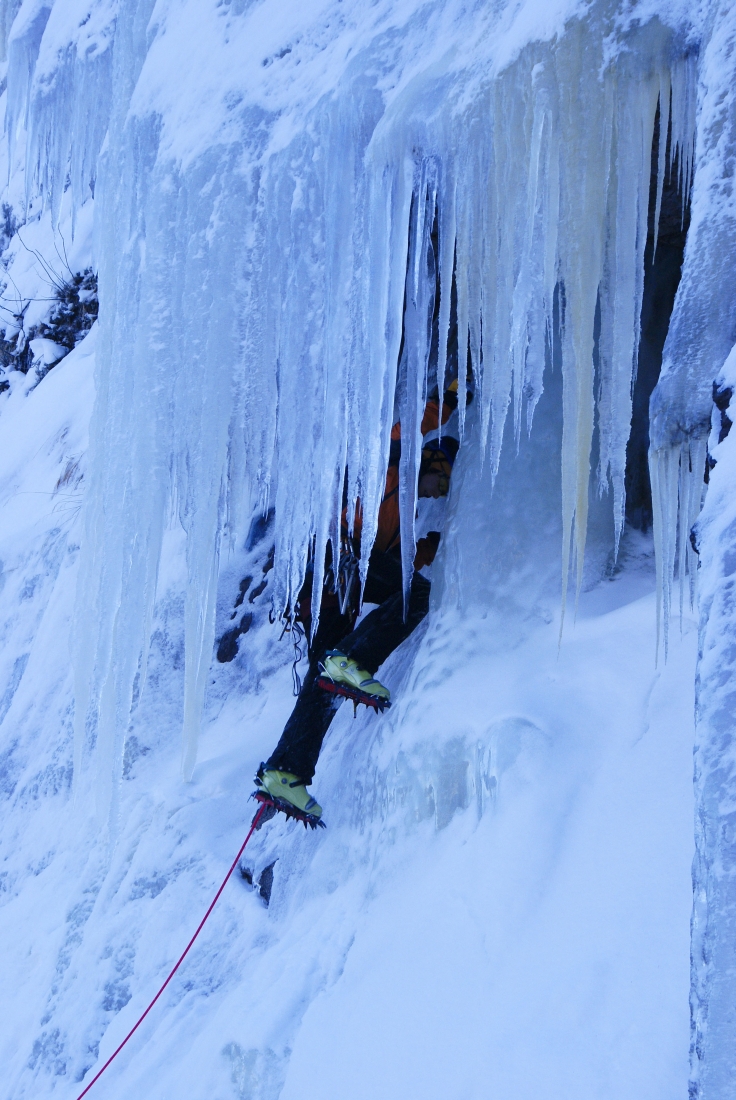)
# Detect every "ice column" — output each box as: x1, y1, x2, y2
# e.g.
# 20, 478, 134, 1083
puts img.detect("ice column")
649, 0, 736, 655
396, 168, 437, 608
645, 2, 736, 1091
689, 345, 736, 1100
